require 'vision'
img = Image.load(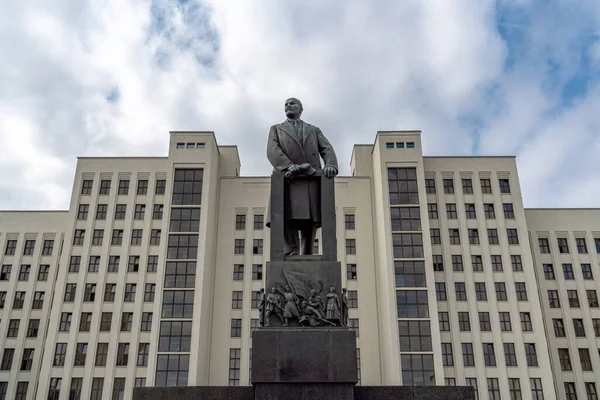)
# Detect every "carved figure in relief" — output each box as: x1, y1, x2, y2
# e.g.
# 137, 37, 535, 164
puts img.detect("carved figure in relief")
276, 285, 300, 326
264, 287, 284, 327
325, 286, 341, 325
